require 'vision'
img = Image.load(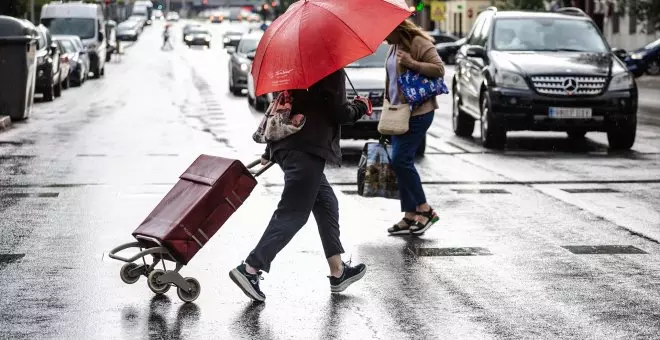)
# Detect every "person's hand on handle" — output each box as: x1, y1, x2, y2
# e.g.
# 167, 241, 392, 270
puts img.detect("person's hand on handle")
260, 157, 269, 165
396, 50, 416, 69
353, 96, 372, 116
